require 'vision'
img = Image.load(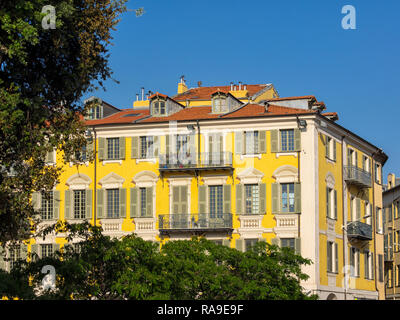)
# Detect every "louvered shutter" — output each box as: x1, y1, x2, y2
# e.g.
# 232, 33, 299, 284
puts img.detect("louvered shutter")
31, 244, 39, 261
32, 192, 41, 211
85, 190, 92, 219
259, 183, 266, 214
146, 187, 153, 217
172, 186, 180, 214
53, 191, 60, 220
198, 185, 207, 214
271, 237, 280, 246
236, 184, 244, 215
295, 238, 301, 255
258, 130, 266, 154
0, 246, 5, 270
270, 130, 279, 152
356, 198, 361, 220
97, 189, 104, 219
294, 183, 301, 213
153, 136, 159, 158
222, 239, 231, 247
119, 137, 125, 160
223, 185, 231, 214
333, 140, 337, 161
119, 188, 126, 218
327, 242, 332, 272
334, 190, 338, 220
98, 138, 105, 160
271, 183, 279, 213
335, 243, 339, 273
235, 239, 244, 252
294, 129, 301, 151
326, 187, 330, 218
64, 190, 71, 220
131, 136, 139, 159
326, 137, 330, 158
235, 132, 243, 155
130, 187, 139, 218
